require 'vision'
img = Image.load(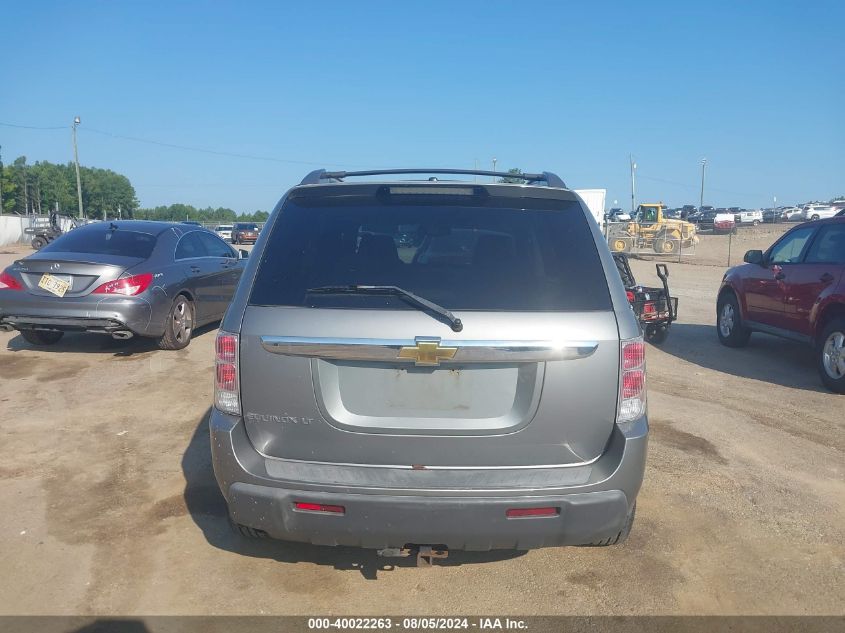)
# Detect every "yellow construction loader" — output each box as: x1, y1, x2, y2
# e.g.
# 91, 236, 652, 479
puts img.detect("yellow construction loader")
607, 203, 698, 254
